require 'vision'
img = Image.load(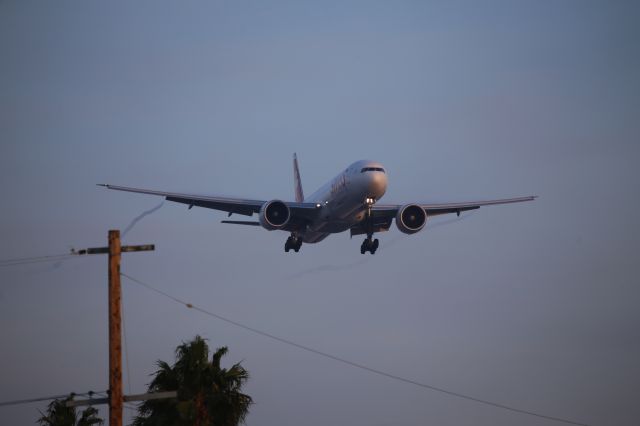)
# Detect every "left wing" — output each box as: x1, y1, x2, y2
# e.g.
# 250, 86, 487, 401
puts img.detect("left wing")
373, 195, 537, 217
350, 196, 537, 236
98, 184, 319, 225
